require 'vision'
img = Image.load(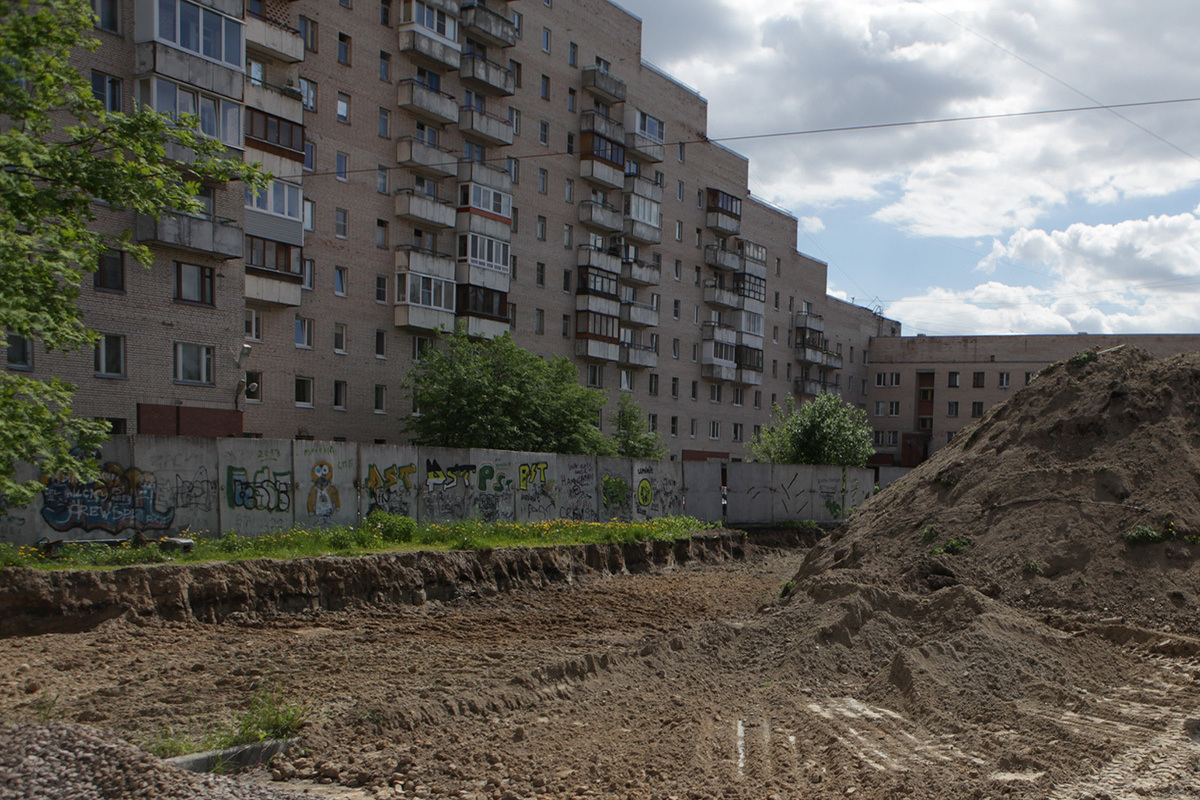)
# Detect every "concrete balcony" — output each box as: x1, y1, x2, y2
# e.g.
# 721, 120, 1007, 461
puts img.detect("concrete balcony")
702, 362, 738, 382
394, 190, 456, 228
620, 259, 660, 286
456, 260, 511, 293
736, 369, 763, 387
619, 301, 658, 328
580, 110, 624, 141
395, 247, 456, 280
135, 42, 242, 101
460, 3, 517, 47
398, 27, 461, 70
740, 256, 767, 280
395, 303, 456, 331
460, 53, 515, 96
396, 137, 458, 178
619, 342, 657, 368
577, 245, 621, 273
580, 159, 624, 190
796, 345, 824, 365
244, 82, 303, 125
458, 312, 511, 340
700, 322, 738, 345
623, 218, 661, 245
244, 16, 303, 63
623, 174, 663, 203
458, 108, 513, 146
824, 352, 844, 369
245, 267, 302, 307
704, 245, 741, 272
457, 160, 513, 192
796, 312, 825, 333
579, 200, 623, 232
136, 212, 242, 259
703, 284, 740, 309
575, 293, 620, 317
706, 210, 741, 236
625, 130, 664, 163
582, 66, 627, 104
575, 338, 620, 362
456, 209, 511, 242
398, 80, 458, 124
795, 378, 832, 396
